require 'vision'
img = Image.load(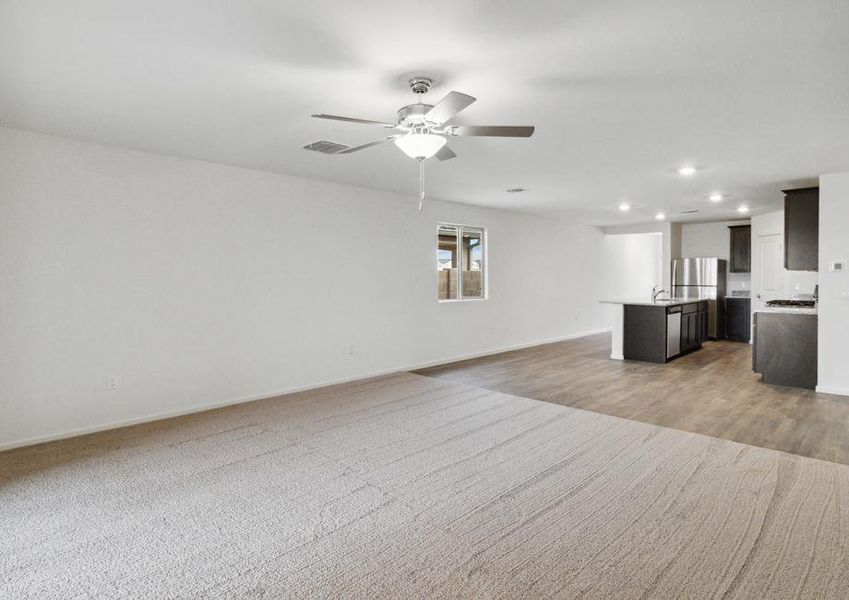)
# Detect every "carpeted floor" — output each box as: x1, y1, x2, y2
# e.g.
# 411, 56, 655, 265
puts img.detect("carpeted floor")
2, 372, 848, 598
